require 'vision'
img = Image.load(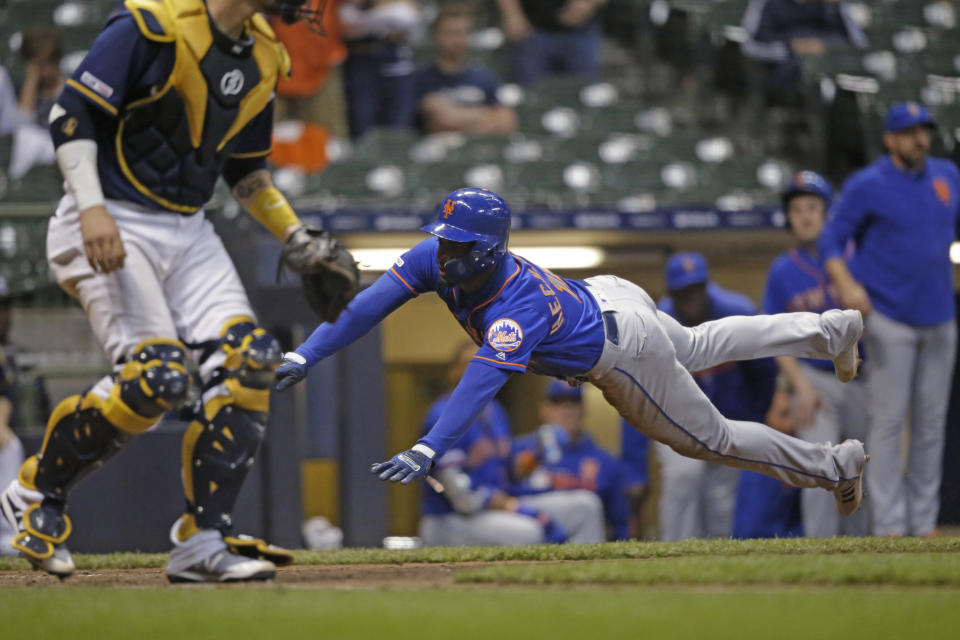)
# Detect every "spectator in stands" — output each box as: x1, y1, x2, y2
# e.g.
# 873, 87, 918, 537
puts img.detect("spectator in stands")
820, 102, 960, 538
763, 171, 868, 537
413, 4, 517, 136
511, 381, 629, 540
418, 342, 605, 546
495, 0, 605, 86
741, 0, 867, 105
0, 279, 24, 557
339, 0, 423, 138
272, 0, 349, 138
8, 26, 64, 179
620, 419, 649, 539
654, 252, 777, 541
